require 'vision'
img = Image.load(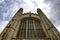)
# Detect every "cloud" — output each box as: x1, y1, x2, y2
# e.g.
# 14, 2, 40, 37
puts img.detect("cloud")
43, 0, 60, 32
0, 0, 4, 3
35, 0, 51, 15
0, 0, 22, 21
0, 21, 8, 33
0, 0, 60, 33
0, 0, 20, 33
